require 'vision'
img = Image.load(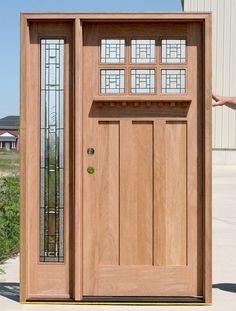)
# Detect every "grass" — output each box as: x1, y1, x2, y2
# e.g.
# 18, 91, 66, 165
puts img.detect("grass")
0, 150, 19, 176
0, 150, 20, 264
